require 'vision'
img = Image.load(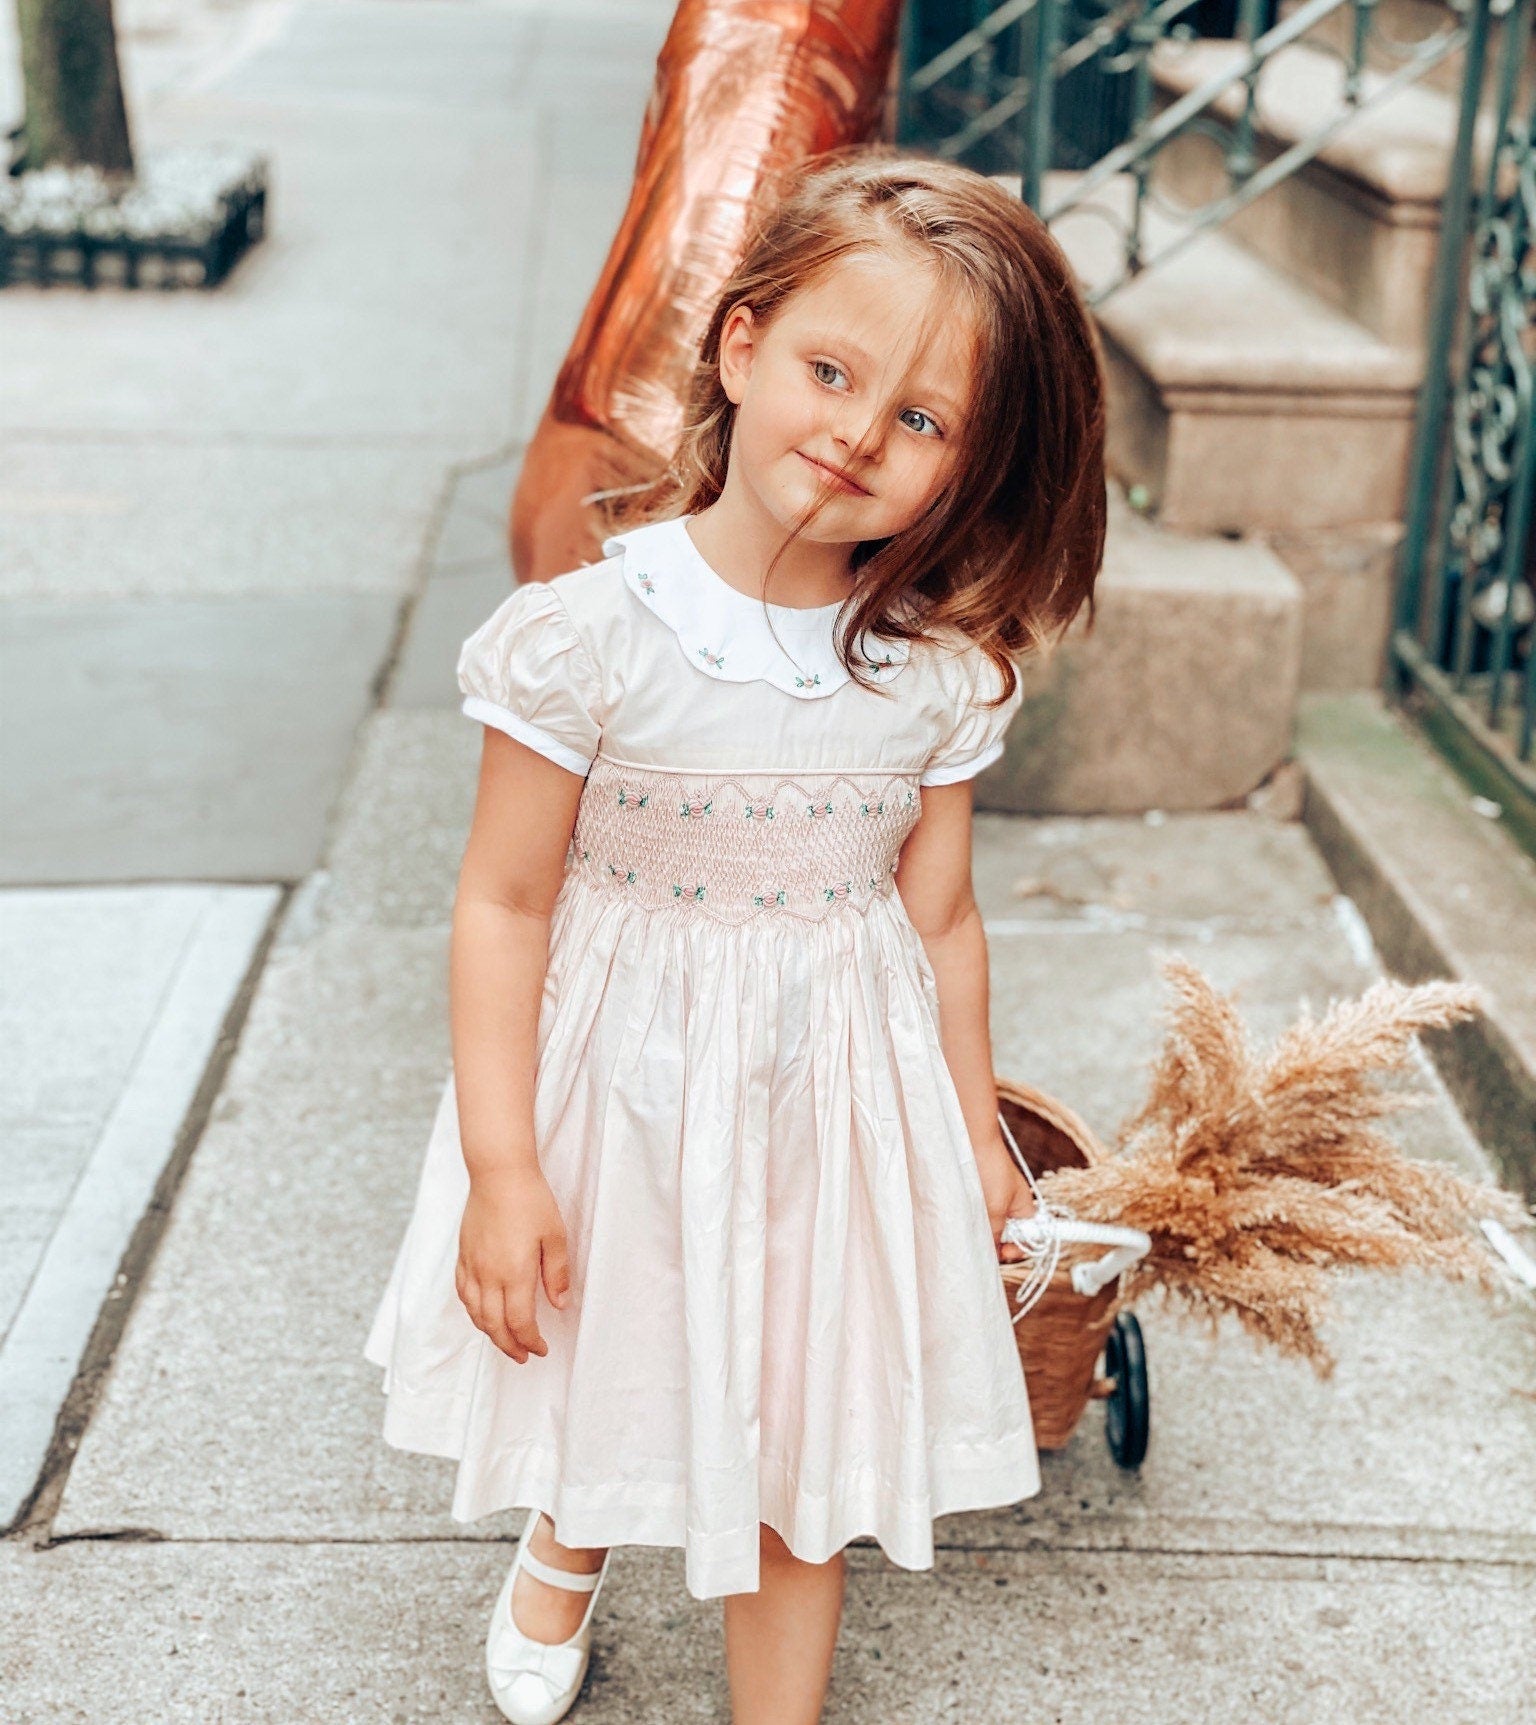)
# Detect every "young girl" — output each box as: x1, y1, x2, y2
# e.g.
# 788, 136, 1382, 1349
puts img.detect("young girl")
364, 146, 1106, 1725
